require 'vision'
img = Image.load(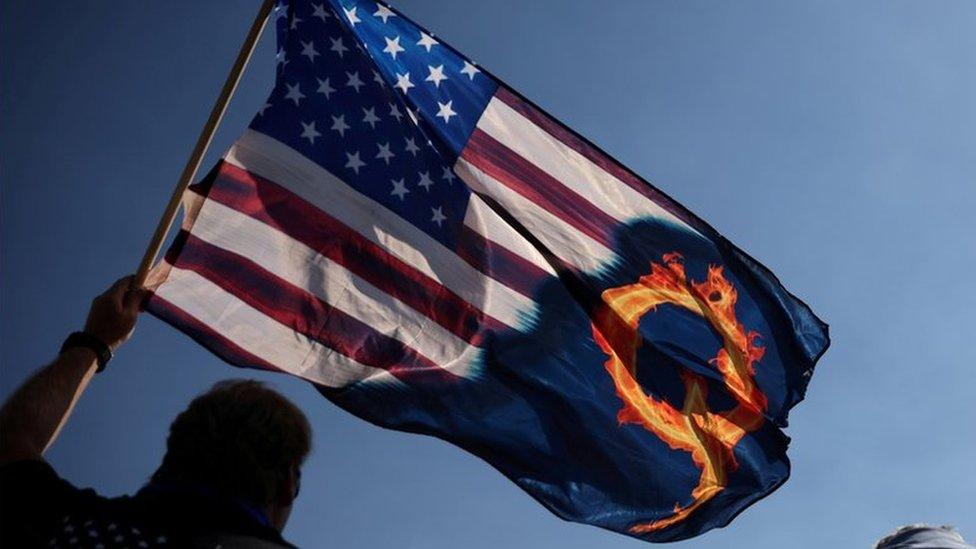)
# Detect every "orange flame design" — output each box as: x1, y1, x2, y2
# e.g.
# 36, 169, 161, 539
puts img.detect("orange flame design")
590, 253, 768, 534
